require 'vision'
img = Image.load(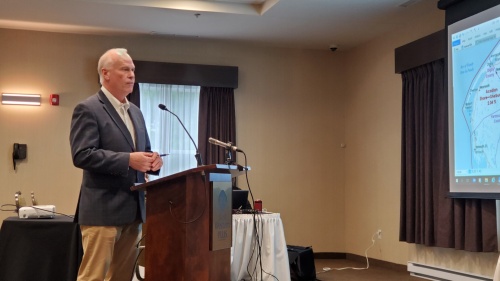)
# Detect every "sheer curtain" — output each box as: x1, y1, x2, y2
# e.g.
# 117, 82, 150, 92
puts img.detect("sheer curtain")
139, 83, 200, 179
